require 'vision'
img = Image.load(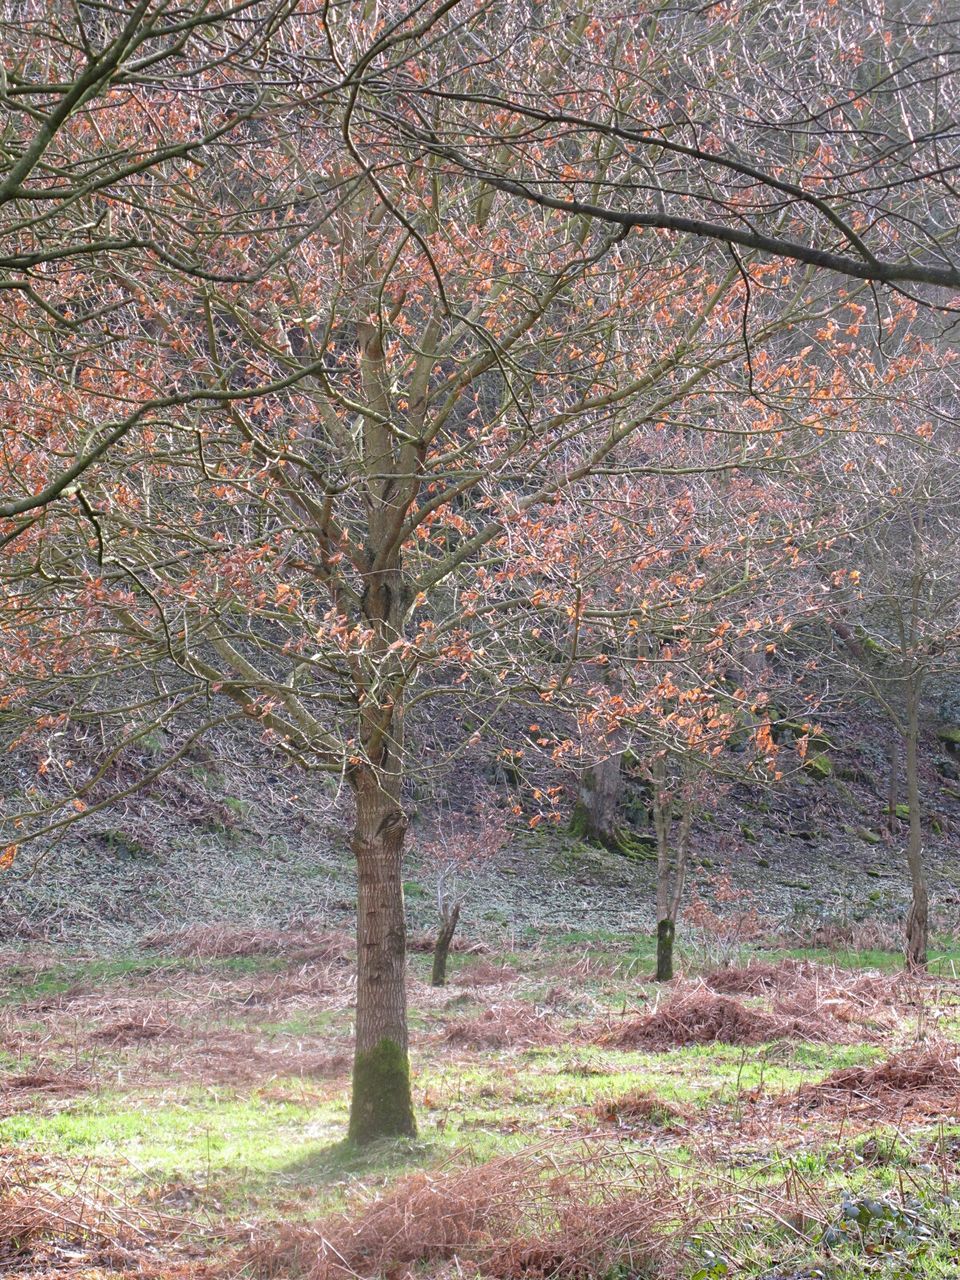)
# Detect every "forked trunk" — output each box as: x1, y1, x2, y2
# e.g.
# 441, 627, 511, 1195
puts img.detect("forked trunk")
348, 768, 416, 1143
431, 901, 461, 987
904, 694, 928, 972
